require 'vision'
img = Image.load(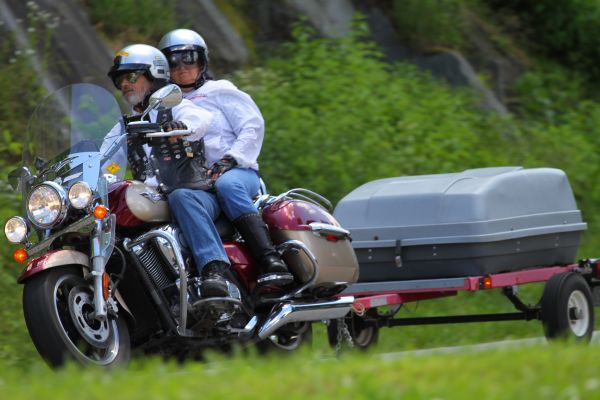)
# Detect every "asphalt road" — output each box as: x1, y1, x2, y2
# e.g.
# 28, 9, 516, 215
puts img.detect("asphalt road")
378, 331, 600, 360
